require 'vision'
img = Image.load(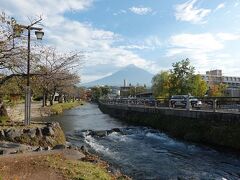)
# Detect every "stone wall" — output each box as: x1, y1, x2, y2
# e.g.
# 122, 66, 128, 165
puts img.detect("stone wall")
0, 122, 66, 147
99, 103, 240, 150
